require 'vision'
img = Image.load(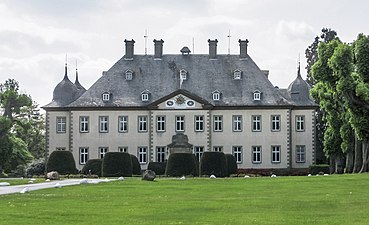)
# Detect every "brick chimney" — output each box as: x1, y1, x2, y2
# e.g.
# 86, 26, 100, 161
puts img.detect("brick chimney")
208, 39, 218, 59
124, 39, 135, 59
154, 39, 164, 59
239, 39, 249, 58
